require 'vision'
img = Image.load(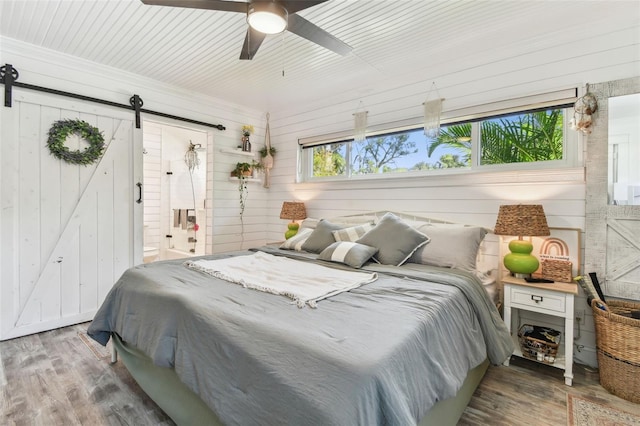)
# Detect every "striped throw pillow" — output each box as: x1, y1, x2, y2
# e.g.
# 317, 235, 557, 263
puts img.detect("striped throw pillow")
332, 223, 374, 242
280, 228, 313, 251
318, 241, 378, 268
